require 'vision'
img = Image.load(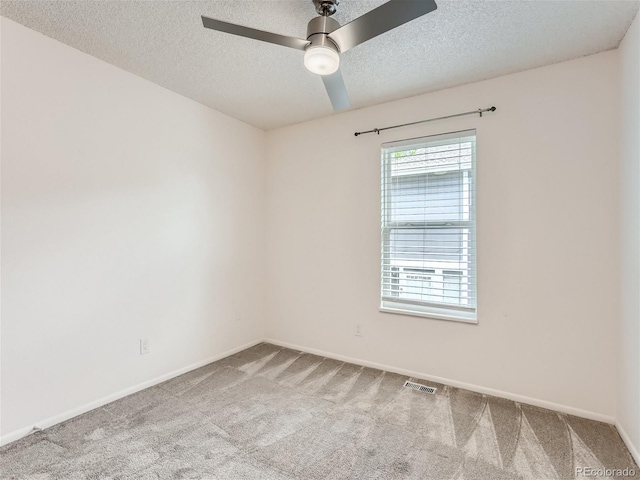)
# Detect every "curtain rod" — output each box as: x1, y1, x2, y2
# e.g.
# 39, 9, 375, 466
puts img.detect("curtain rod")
354, 106, 497, 137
